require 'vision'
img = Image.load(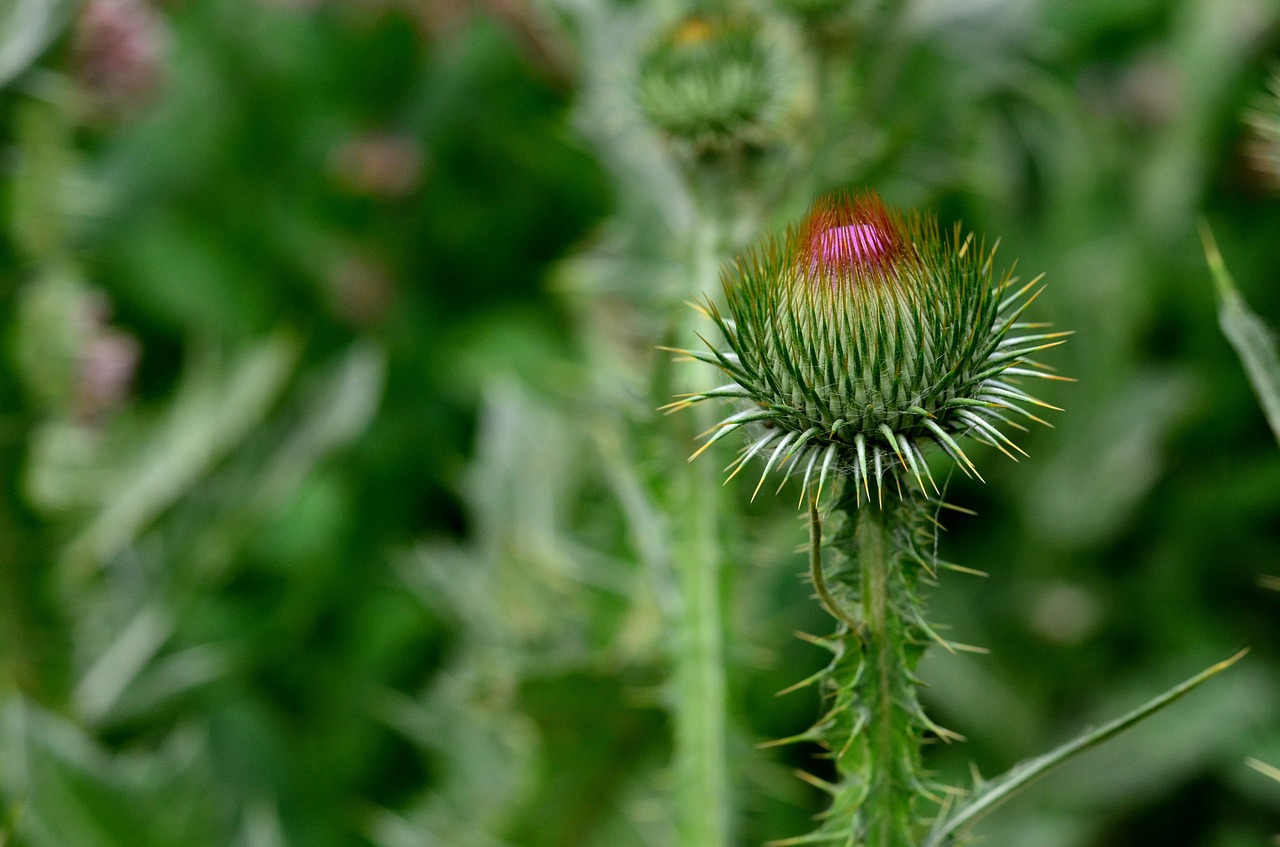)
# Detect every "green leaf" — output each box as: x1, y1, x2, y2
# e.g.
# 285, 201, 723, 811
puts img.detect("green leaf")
1201, 223, 1280, 446
57, 334, 300, 573
0, 0, 77, 89
923, 649, 1248, 847
1248, 757, 1280, 784
0, 697, 226, 847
